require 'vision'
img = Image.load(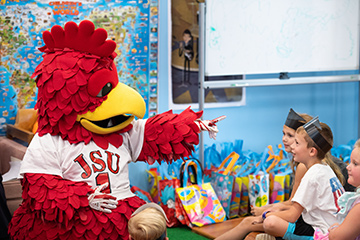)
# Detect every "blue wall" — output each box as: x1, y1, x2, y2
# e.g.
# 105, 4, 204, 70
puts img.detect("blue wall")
129, 0, 360, 191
